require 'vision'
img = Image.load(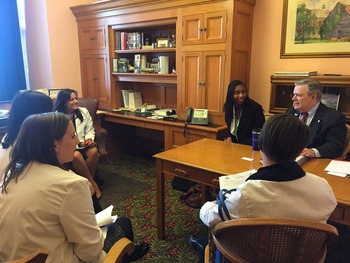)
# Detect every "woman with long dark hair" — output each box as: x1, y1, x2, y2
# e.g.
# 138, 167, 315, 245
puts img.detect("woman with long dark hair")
223, 80, 265, 145
0, 112, 149, 262
56, 89, 101, 199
